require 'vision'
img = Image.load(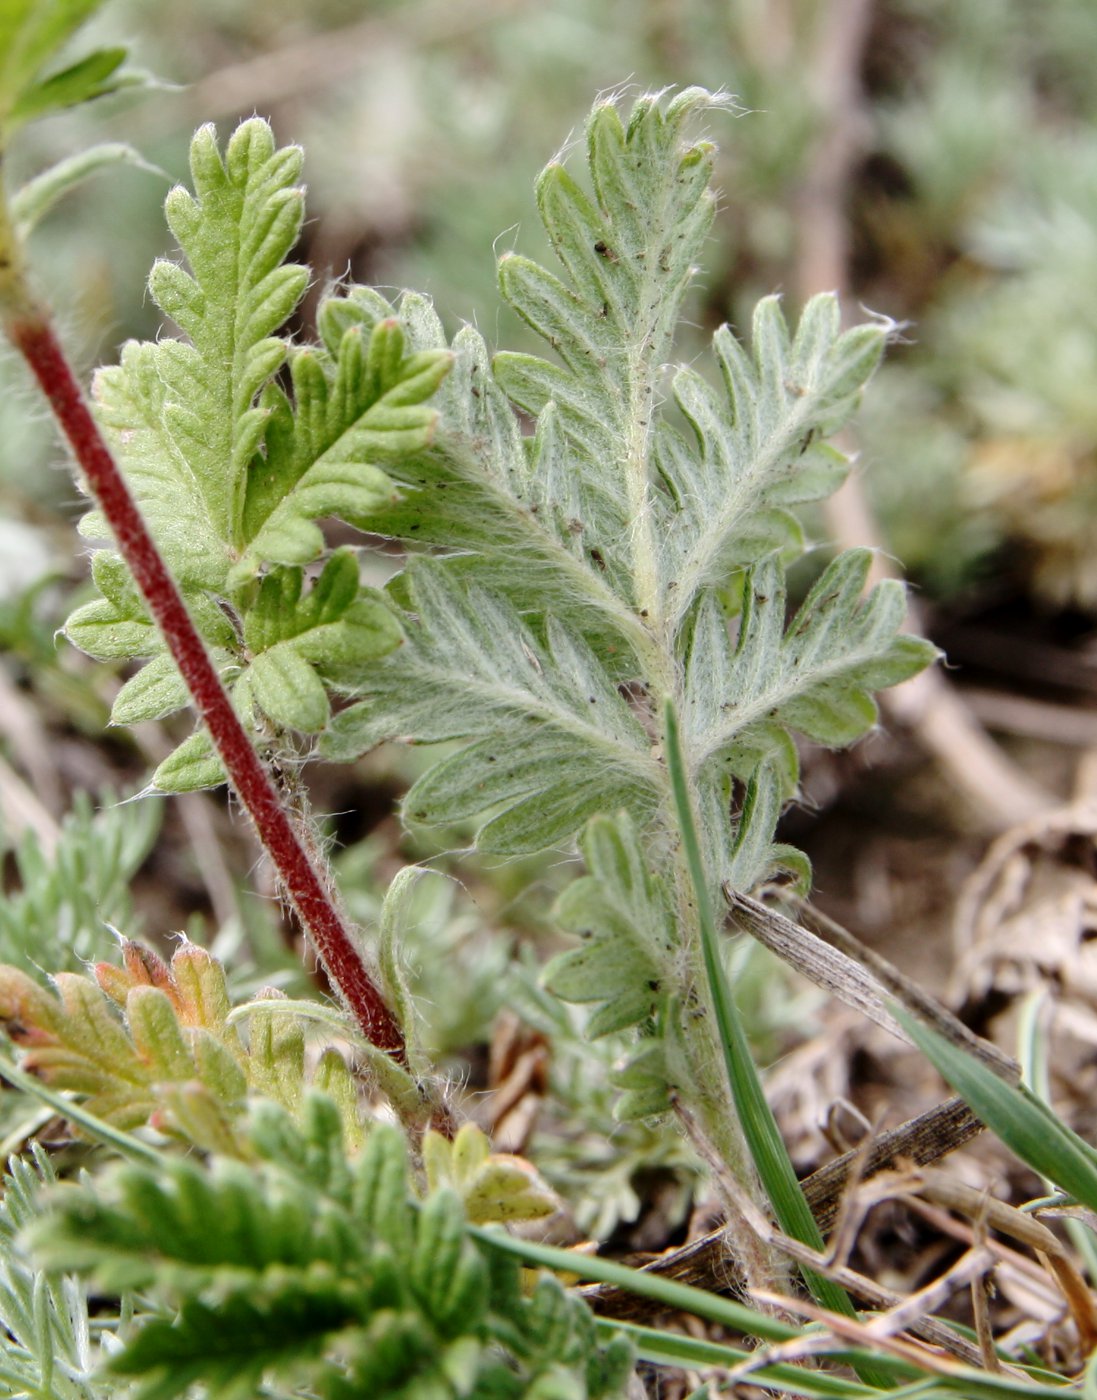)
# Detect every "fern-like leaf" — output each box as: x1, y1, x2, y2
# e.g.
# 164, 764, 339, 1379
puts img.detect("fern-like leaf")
240, 292, 451, 574
544, 814, 676, 1042
659, 297, 890, 633
63, 121, 449, 790
683, 549, 937, 779
327, 562, 660, 853
542, 813, 683, 1121
494, 88, 725, 609
0, 940, 364, 1150
77, 120, 308, 585
28, 1109, 631, 1400
320, 88, 925, 870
